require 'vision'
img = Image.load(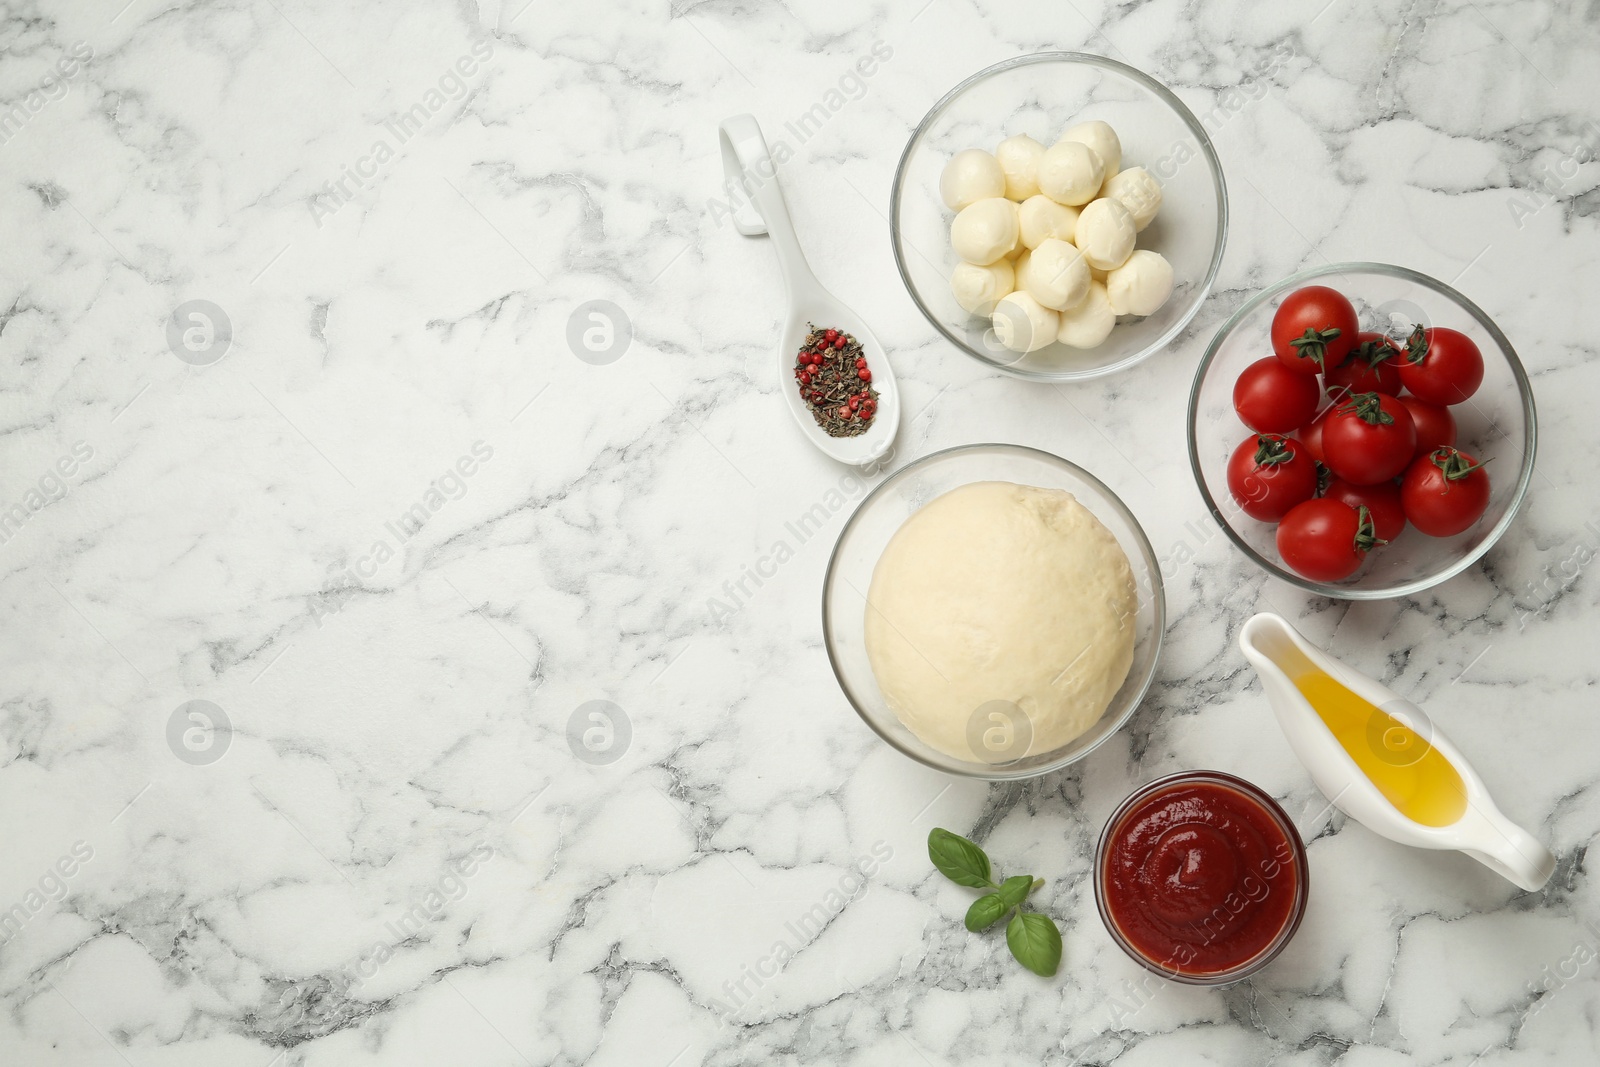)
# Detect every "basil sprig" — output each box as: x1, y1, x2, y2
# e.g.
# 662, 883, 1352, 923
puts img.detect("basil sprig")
928, 828, 1061, 977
